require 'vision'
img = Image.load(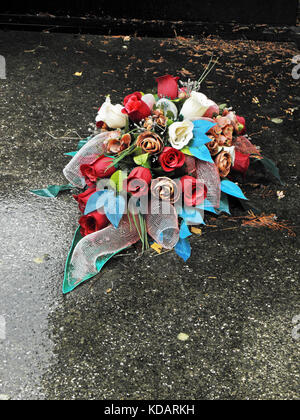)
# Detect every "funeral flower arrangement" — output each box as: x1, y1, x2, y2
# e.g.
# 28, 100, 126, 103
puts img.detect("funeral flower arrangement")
32, 70, 281, 294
